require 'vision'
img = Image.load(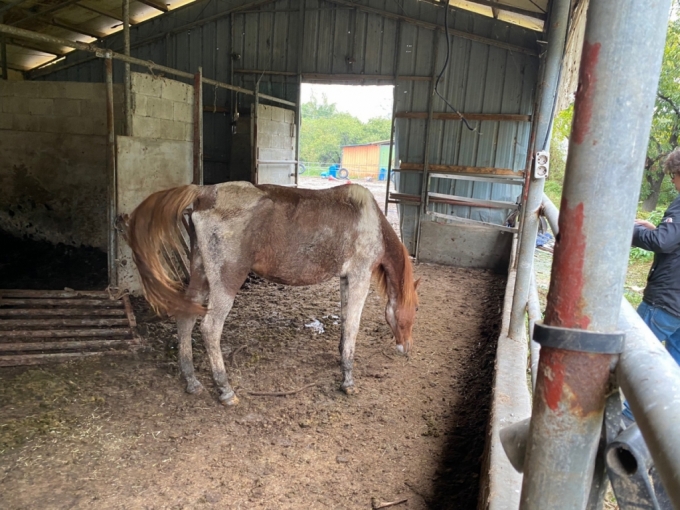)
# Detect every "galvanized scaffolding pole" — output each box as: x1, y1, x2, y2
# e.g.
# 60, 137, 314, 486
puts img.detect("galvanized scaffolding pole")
123, 0, 132, 136
508, 0, 570, 341
519, 1, 672, 508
